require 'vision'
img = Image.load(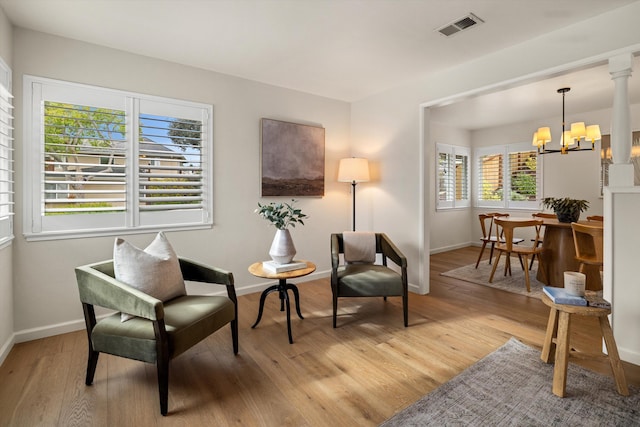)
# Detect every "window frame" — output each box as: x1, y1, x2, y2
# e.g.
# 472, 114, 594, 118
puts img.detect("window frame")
436, 143, 470, 210
0, 57, 13, 249
23, 75, 213, 241
474, 141, 542, 210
